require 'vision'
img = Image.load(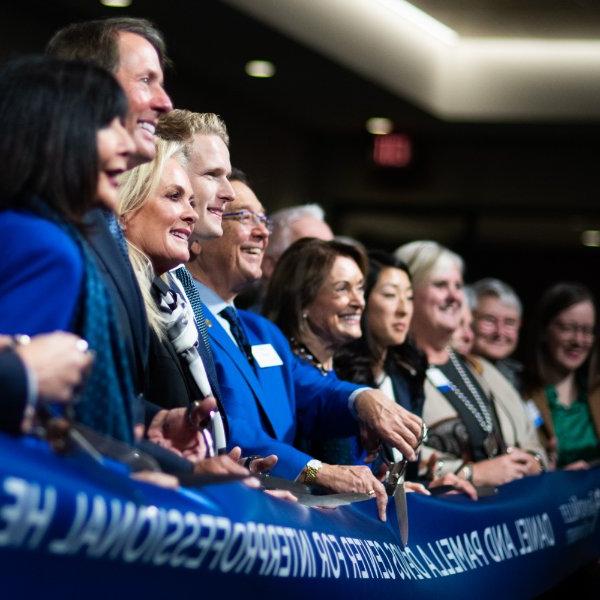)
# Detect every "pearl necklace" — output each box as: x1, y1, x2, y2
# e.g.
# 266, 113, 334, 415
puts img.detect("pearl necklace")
447, 350, 493, 434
